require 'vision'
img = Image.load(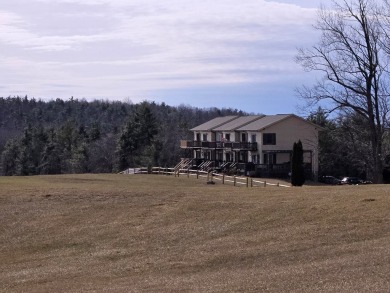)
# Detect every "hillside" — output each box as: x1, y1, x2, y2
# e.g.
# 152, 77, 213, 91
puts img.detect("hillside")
1, 174, 389, 292
0, 97, 245, 175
